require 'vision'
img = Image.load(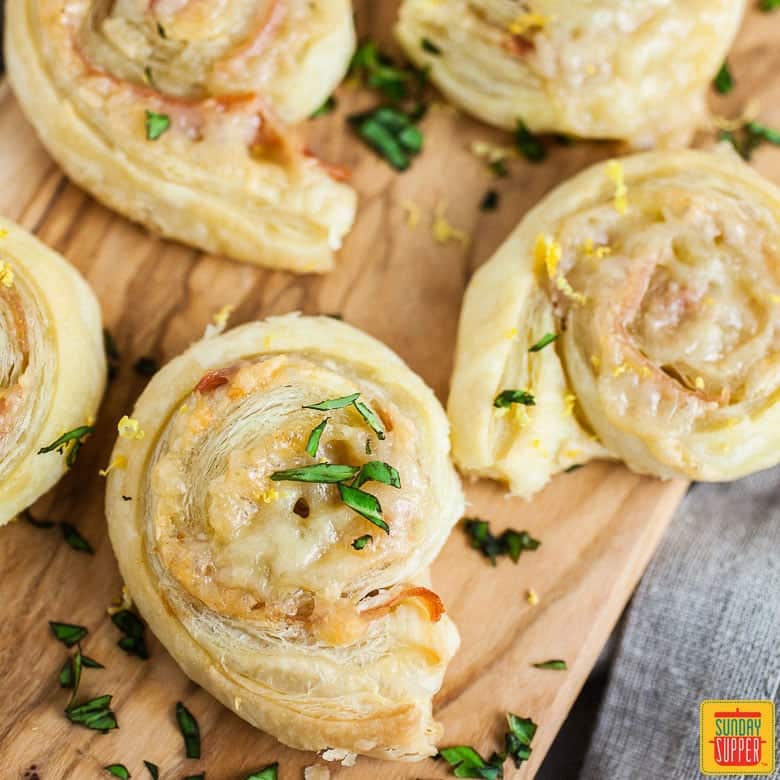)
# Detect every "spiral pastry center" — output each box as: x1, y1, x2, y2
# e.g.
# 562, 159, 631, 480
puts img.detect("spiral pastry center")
147, 355, 425, 628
